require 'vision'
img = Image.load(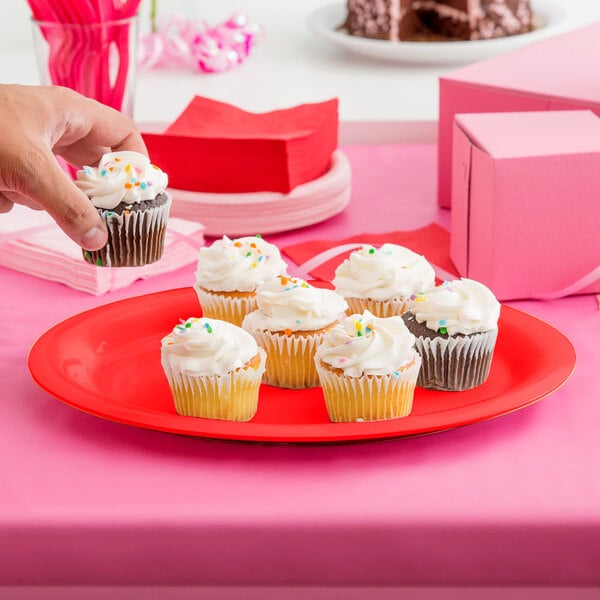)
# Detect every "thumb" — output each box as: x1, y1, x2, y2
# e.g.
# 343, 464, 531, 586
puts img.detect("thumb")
14, 147, 108, 250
